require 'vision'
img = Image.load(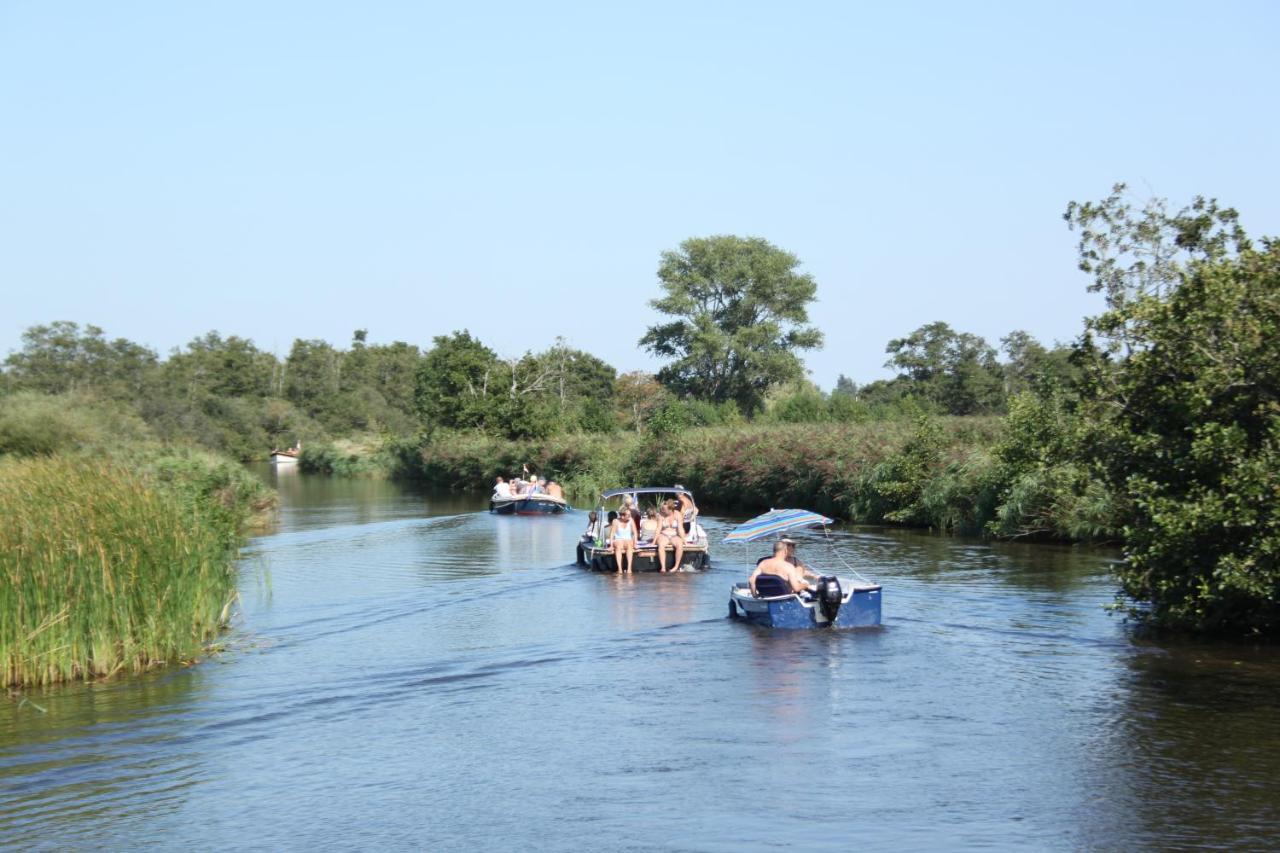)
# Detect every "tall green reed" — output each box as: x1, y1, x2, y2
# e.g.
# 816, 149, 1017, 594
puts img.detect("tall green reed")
0, 455, 259, 687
